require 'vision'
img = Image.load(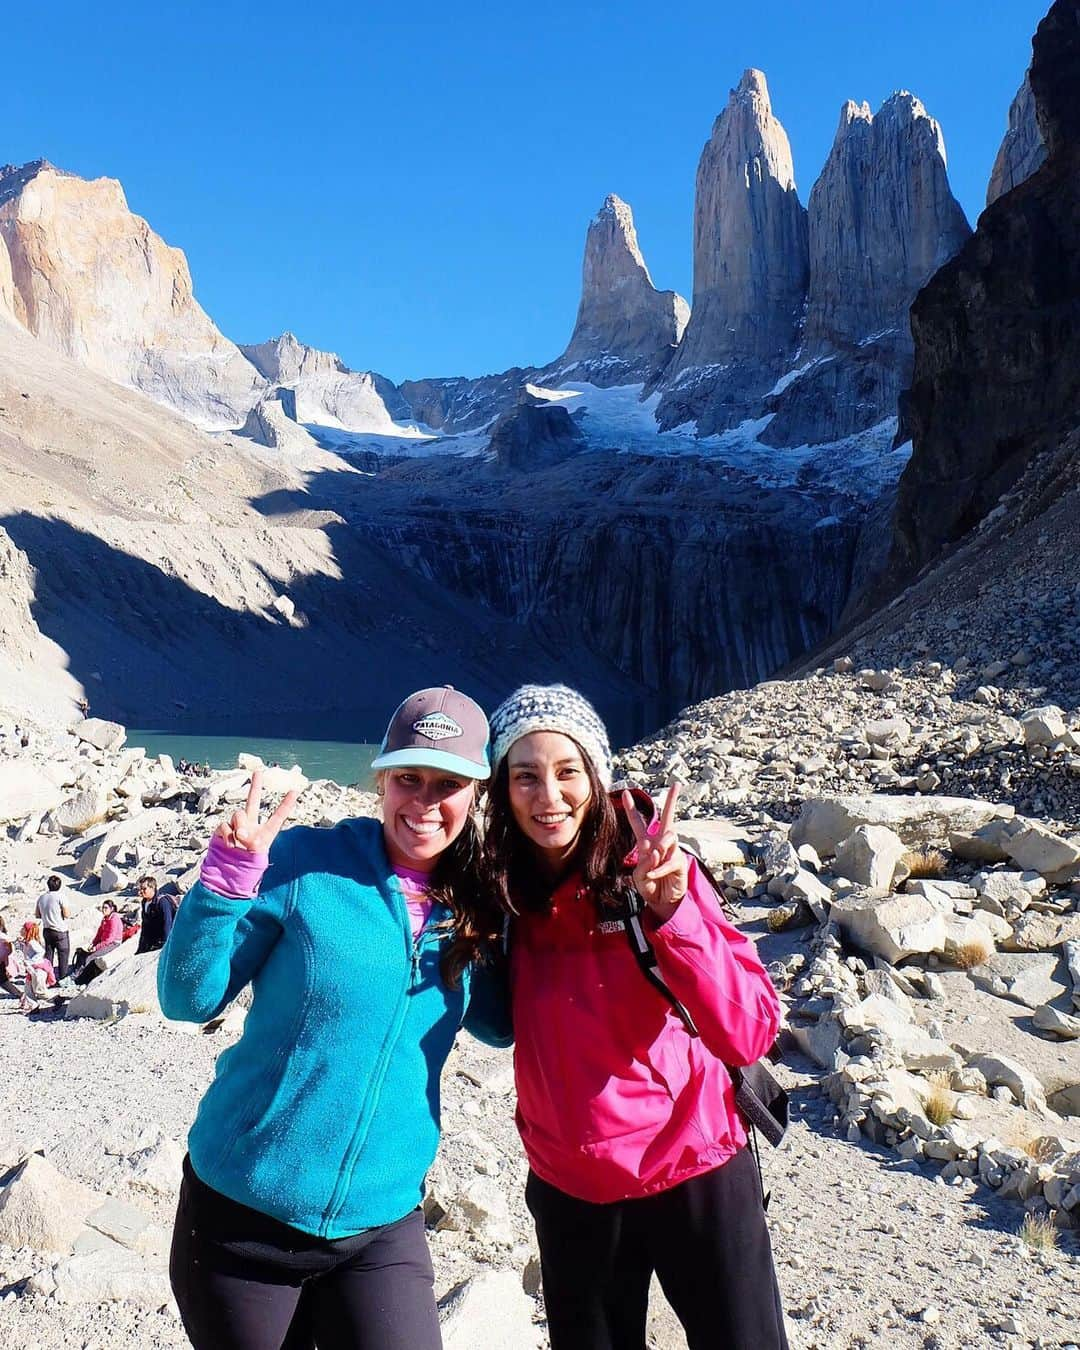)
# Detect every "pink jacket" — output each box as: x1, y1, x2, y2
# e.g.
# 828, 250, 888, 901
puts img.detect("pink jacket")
509, 855, 780, 1204
92, 912, 123, 951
